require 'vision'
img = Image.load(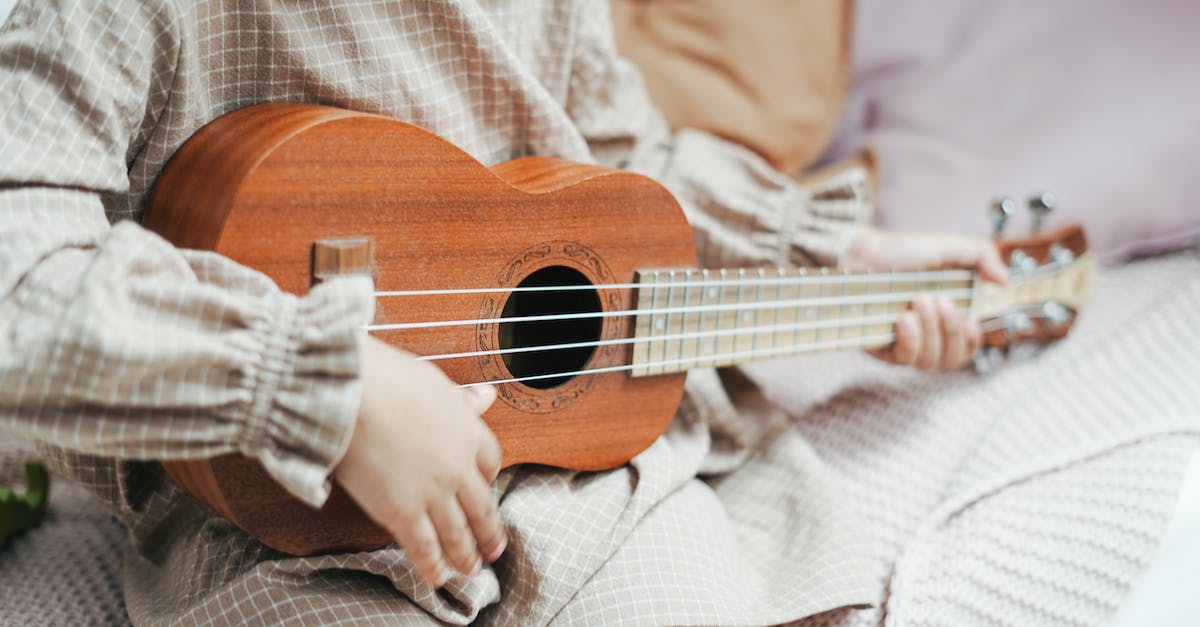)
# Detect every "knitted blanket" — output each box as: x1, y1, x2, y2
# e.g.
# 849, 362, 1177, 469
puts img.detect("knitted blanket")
759, 248, 1200, 626
1, 248, 1197, 625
